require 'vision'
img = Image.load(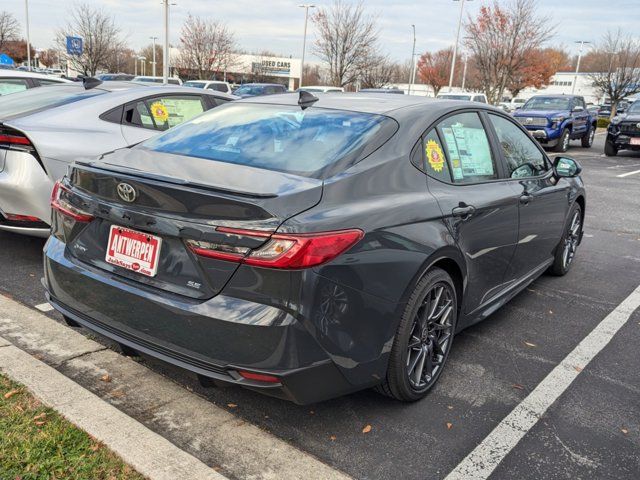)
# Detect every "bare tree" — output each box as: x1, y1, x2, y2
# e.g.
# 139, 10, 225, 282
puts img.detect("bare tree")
177, 14, 237, 80
0, 11, 19, 53
312, 0, 379, 87
55, 4, 122, 76
589, 30, 640, 116
359, 54, 395, 89
139, 43, 163, 76
389, 59, 413, 84
464, 0, 553, 104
